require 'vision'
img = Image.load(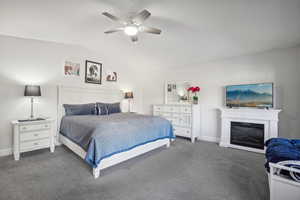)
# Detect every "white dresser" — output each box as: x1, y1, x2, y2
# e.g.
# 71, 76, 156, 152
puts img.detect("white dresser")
153, 104, 200, 143
11, 118, 55, 160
